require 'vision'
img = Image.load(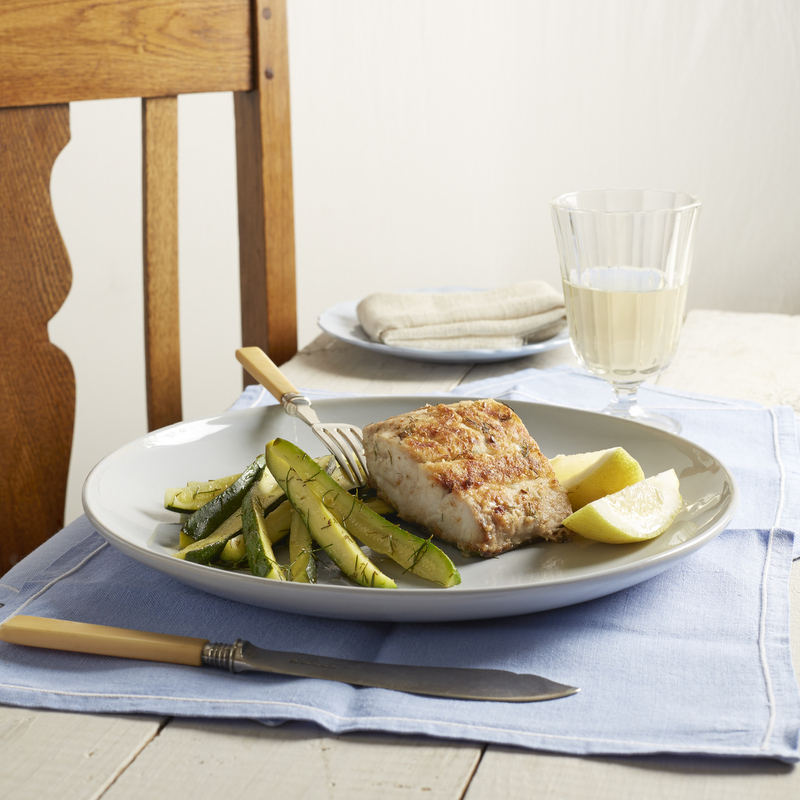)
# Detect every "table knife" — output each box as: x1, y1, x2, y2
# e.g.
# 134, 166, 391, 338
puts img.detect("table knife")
0, 615, 578, 702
